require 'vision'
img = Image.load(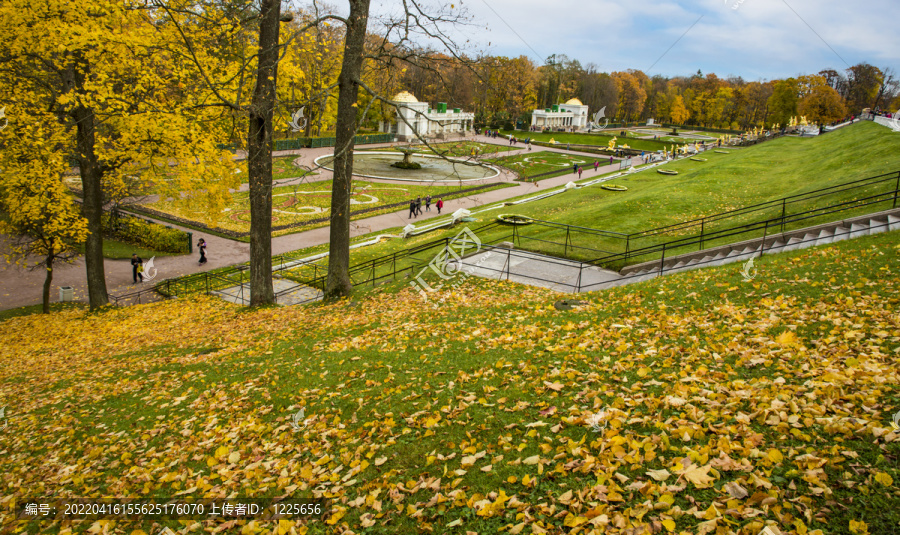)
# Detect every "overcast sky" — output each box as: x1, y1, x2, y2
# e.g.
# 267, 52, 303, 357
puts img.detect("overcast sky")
365, 0, 900, 81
